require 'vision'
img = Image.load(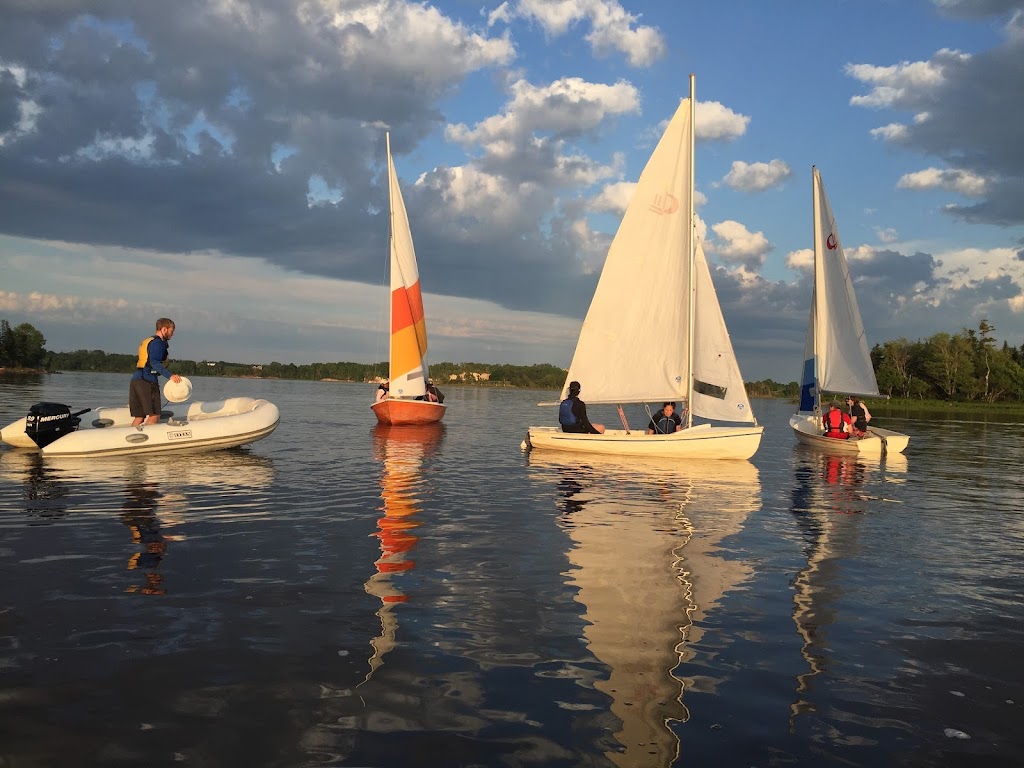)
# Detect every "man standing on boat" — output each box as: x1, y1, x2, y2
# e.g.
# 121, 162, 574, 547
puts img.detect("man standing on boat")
559, 381, 605, 434
130, 318, 181, 427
